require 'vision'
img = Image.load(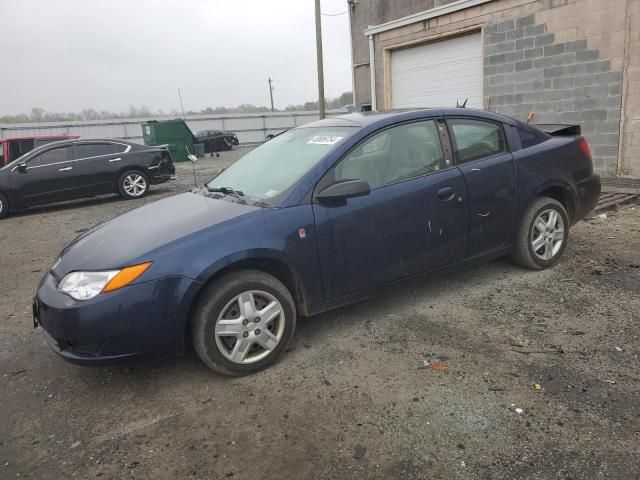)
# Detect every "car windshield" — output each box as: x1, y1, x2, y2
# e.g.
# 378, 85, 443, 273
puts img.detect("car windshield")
206, 126, 357, 204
